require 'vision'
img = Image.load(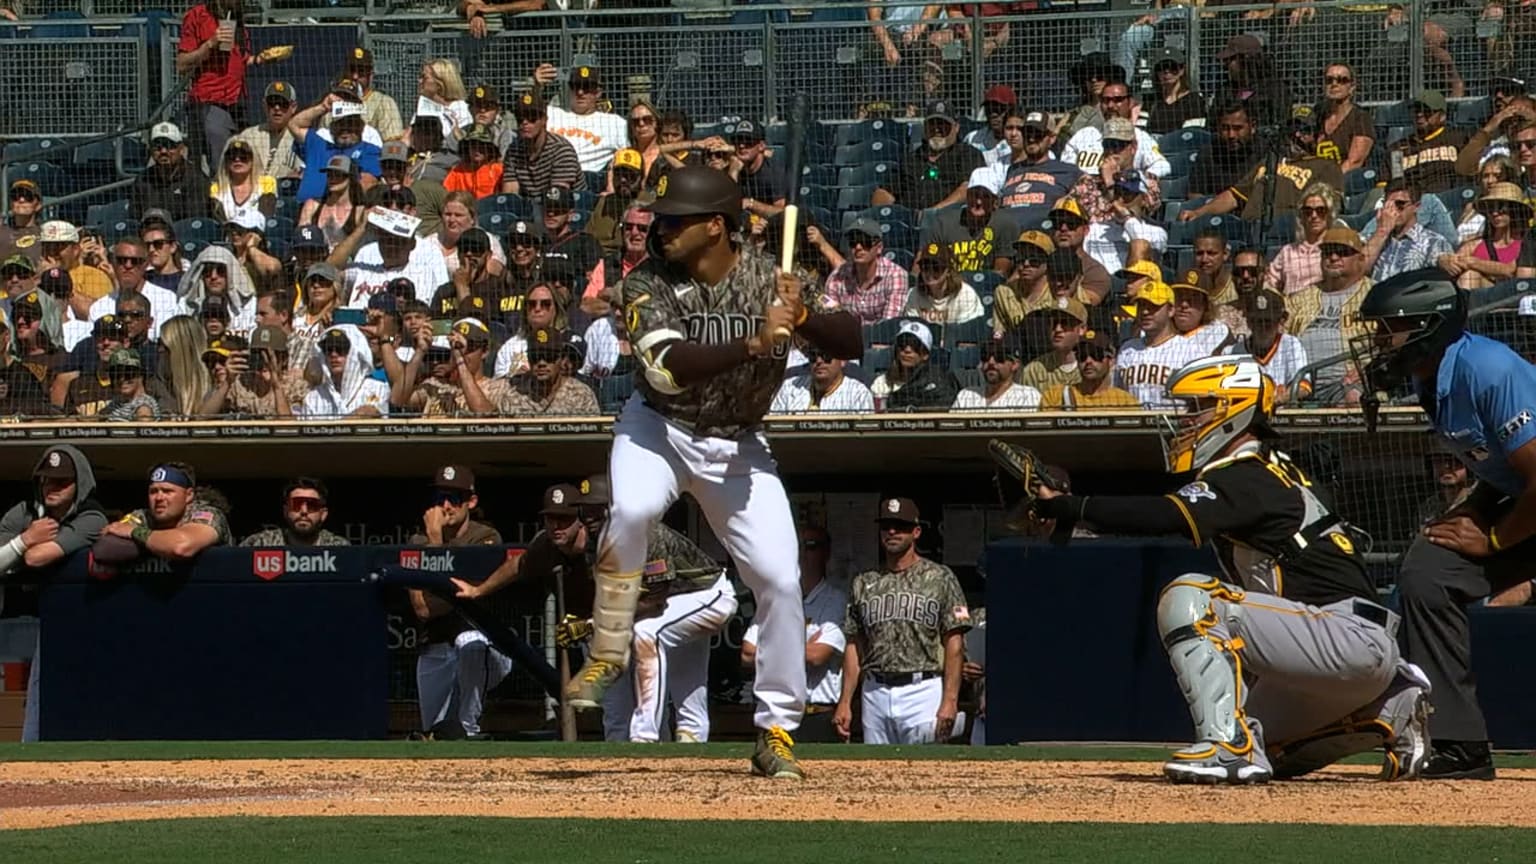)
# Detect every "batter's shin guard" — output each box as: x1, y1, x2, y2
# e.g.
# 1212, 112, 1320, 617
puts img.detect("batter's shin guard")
1157, 579, 1252, 754
589, 570, 642, 665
